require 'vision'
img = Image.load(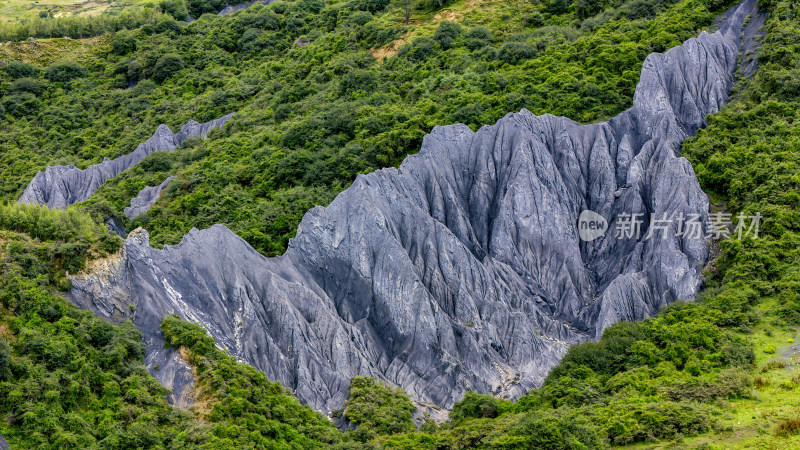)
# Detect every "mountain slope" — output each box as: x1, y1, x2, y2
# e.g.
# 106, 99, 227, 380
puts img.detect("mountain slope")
18, 114, 232, 209
5, 0, 800, 447
68, 0, 759, 414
